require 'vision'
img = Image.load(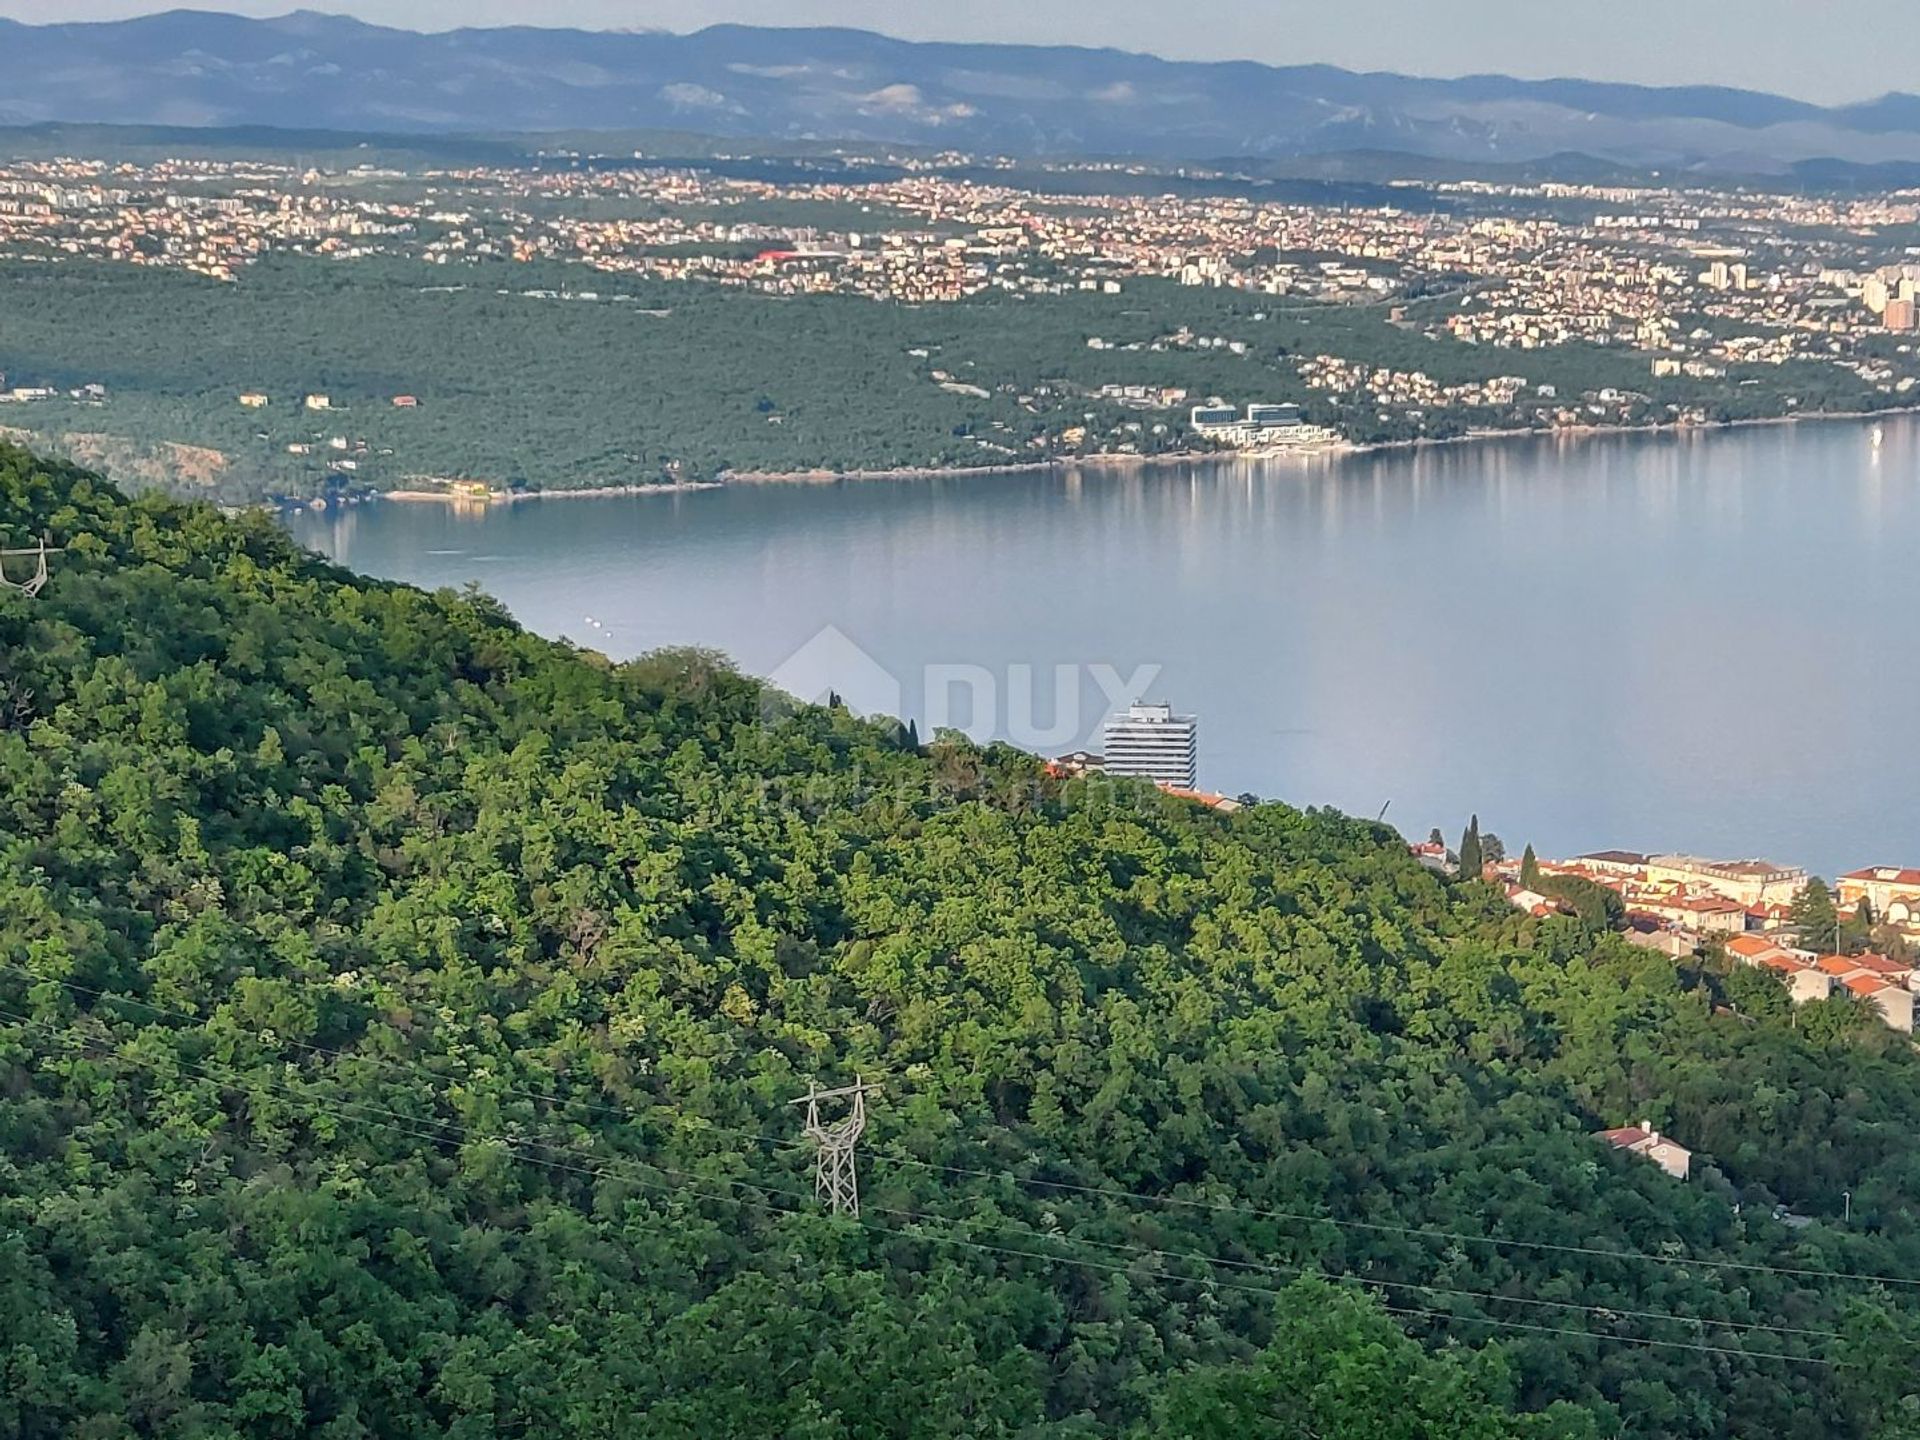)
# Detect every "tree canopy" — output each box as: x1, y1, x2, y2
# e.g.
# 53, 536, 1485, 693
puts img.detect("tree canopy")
4, 442, 1920, 1437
